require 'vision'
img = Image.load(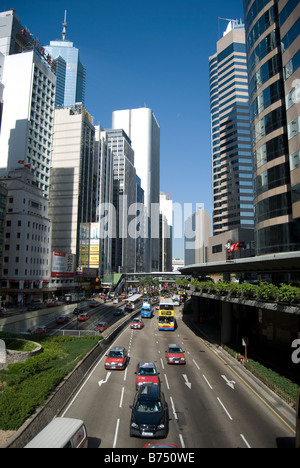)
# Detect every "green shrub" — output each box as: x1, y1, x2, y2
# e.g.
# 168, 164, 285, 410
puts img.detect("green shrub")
278, 283, 300, 304
0, 334, 99, 430
214, 281, 229, 295
257, 282, 279, 301
240, 282, 259, 299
